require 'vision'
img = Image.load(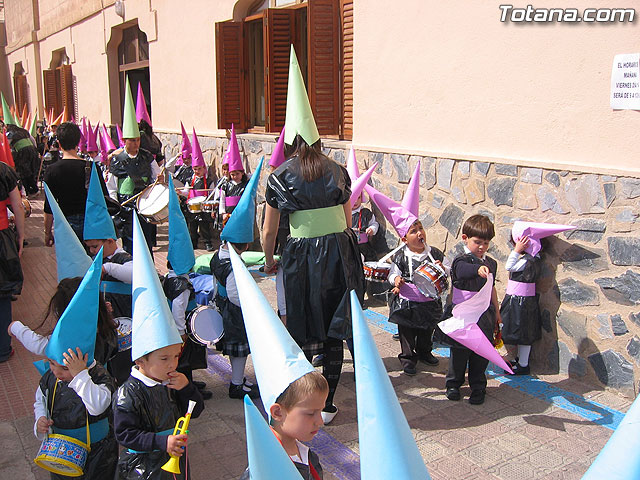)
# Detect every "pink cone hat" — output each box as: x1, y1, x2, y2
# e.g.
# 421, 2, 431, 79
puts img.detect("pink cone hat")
346, 145, 369, 203
99, 133, 109, 164
86, 122, 99, 152
512, 221, 577, 256
116, 124, 124, 147
101, 125, 117, 151
180, 122, 192, 160
438, 275, 514, 374
364, 184, 418, 238
79, 118, 87, 152
226, 124, 244, 172
191, 128, 205, 168
401, 161, 421, 217
351, 163, 377, 207
269, 127, 286, 169
135, 83, 152, 126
